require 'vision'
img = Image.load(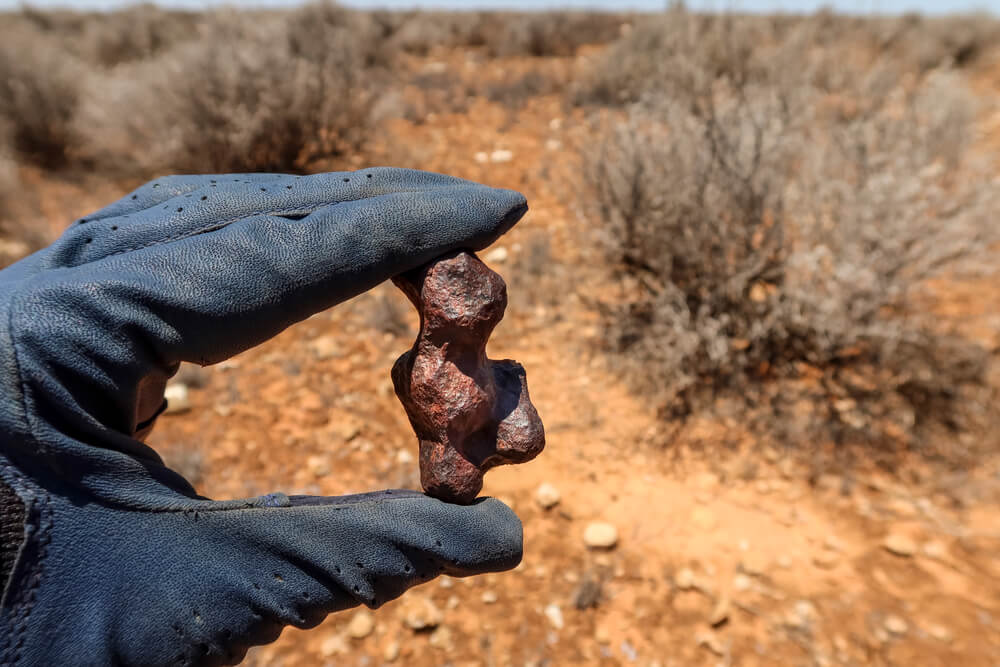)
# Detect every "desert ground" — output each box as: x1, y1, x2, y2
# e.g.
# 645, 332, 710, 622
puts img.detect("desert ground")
1, 6, 999, 666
